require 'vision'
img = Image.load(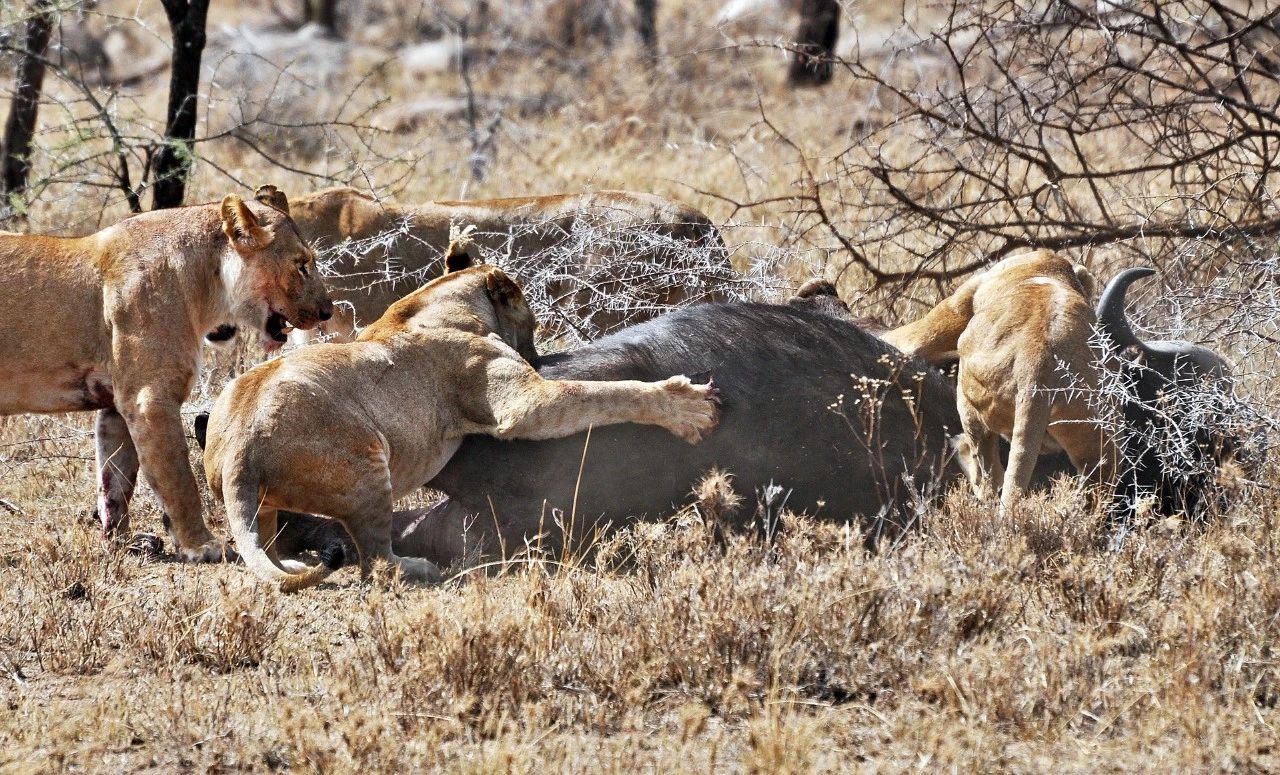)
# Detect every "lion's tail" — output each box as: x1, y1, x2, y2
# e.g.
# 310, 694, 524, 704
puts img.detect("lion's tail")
881, 274, 981, 362
223, 474, 343, 594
